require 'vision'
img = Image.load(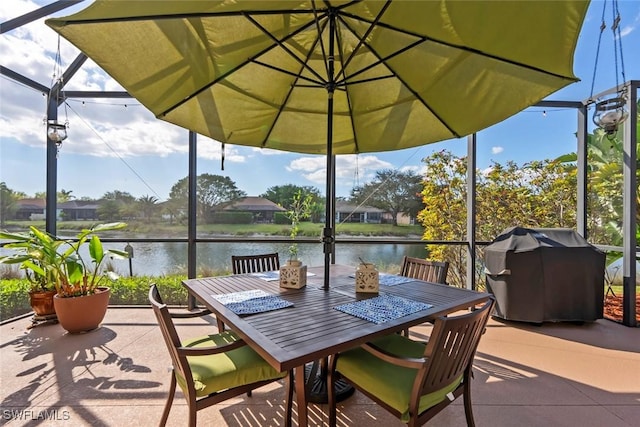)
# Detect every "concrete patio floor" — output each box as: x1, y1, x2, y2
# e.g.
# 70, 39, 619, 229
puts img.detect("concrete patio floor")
1, 307, 638, 427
